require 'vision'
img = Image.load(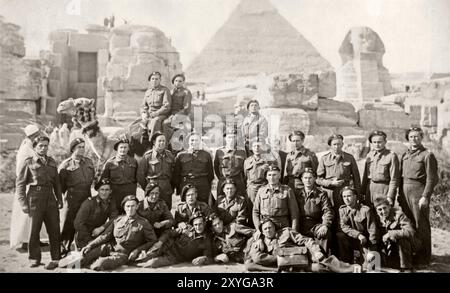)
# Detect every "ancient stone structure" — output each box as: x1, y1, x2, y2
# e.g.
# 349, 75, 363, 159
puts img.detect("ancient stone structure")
186, 0, 333, 85
336, 27, 393, 110
0, 16, 43, 149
